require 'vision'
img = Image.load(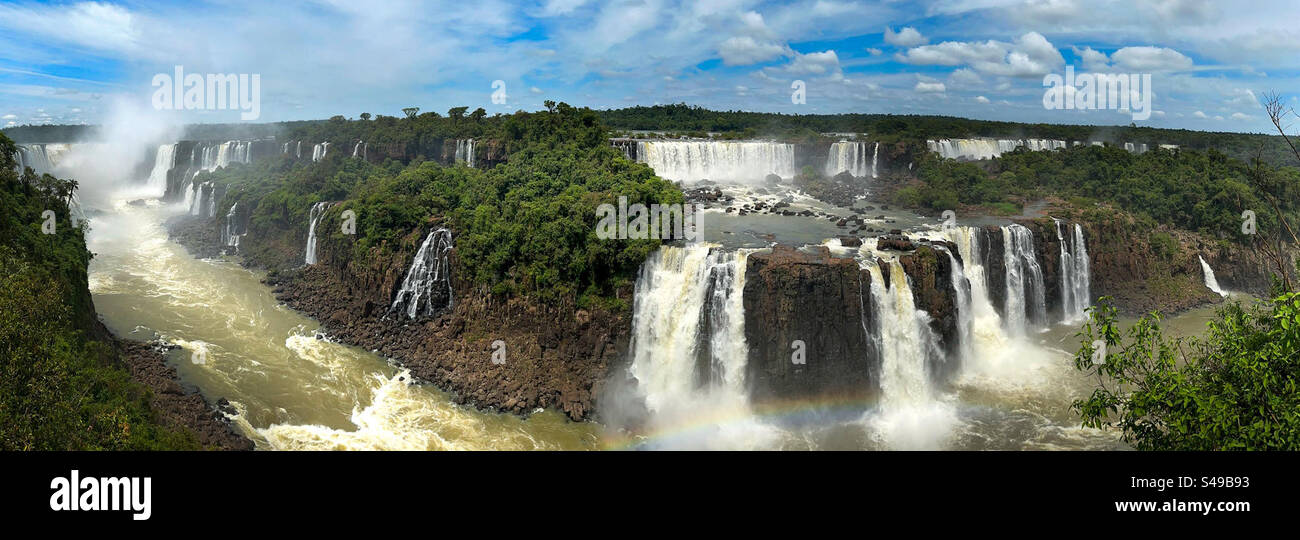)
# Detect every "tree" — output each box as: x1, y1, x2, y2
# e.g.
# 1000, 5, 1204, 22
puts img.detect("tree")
448, 106, 468, 121
402, 107, 419, 119
360, 113, 371, 121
